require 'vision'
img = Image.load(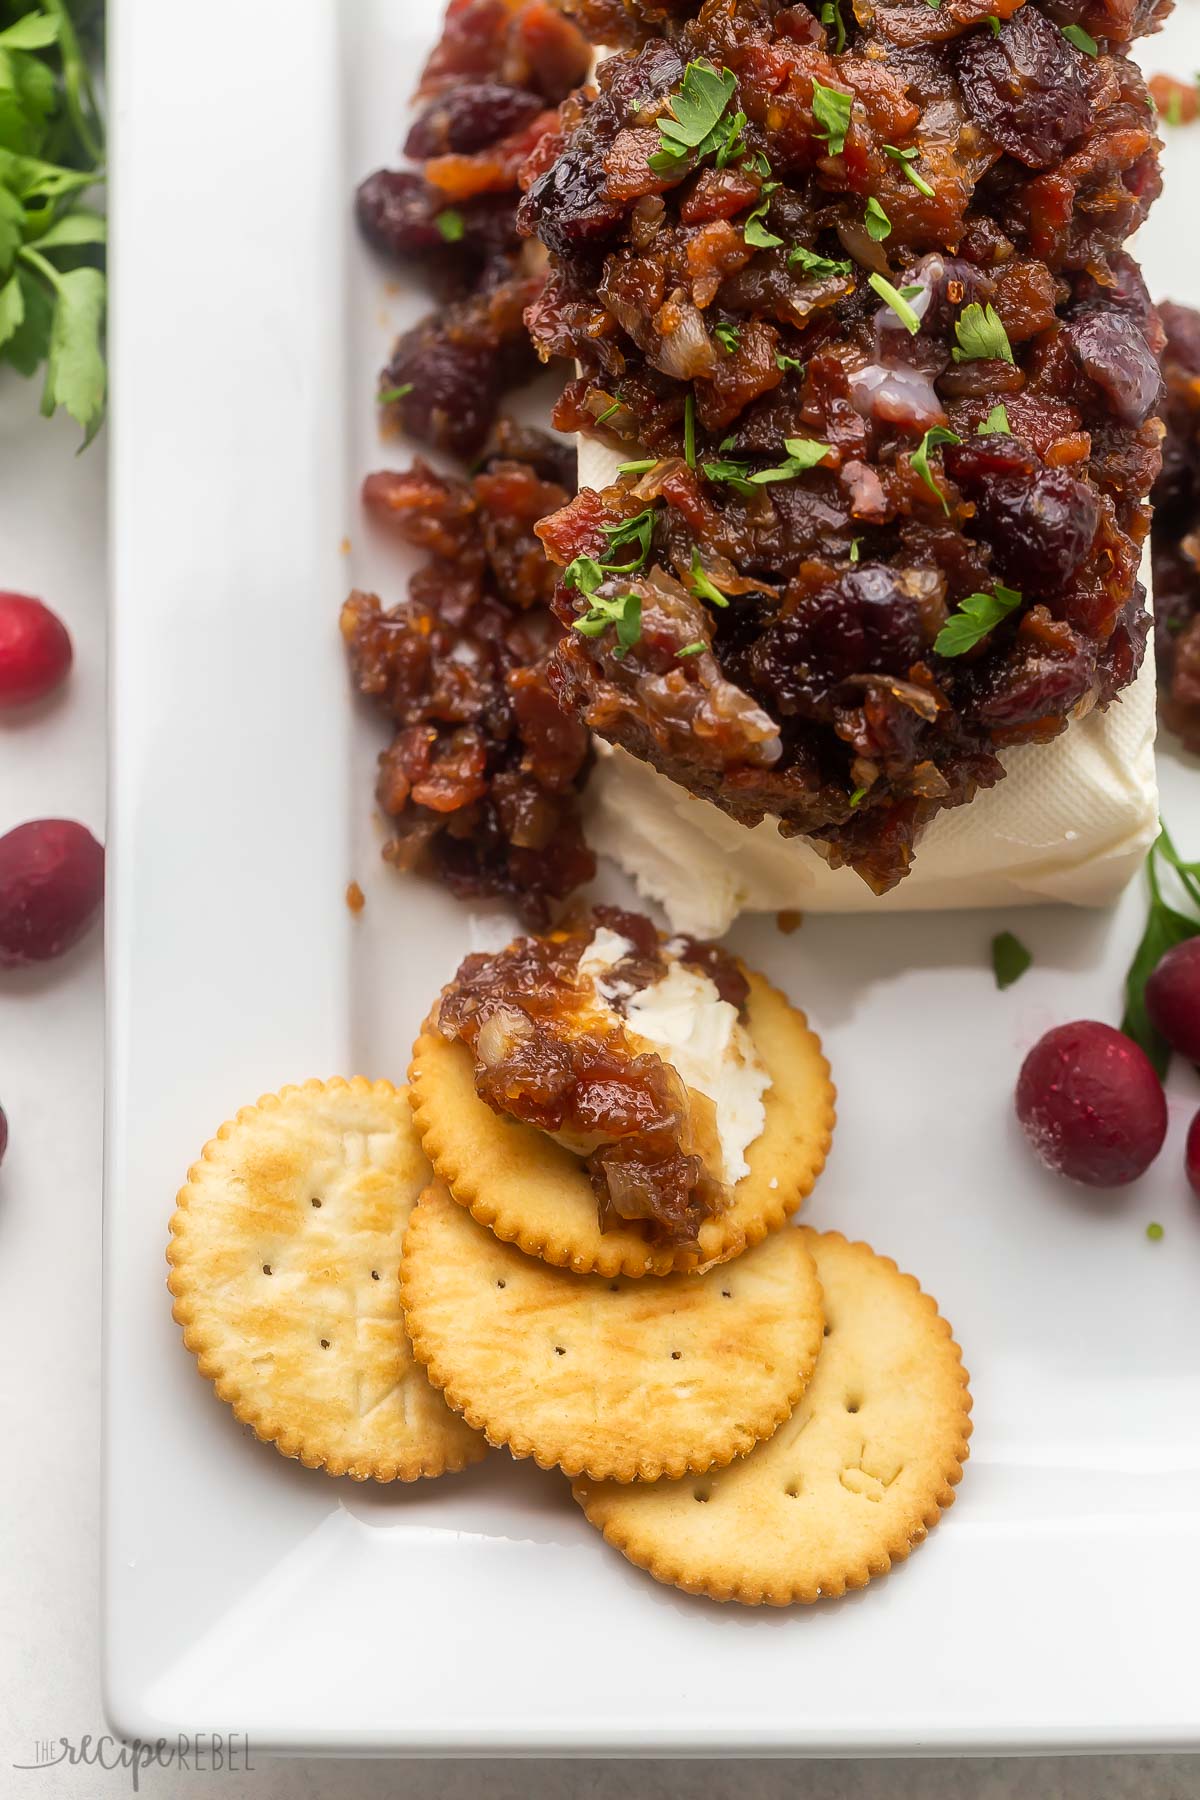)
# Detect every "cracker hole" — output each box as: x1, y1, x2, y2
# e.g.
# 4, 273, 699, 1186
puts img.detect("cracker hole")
671, 1350, 682, 1360
784, 1480, 801, 1499
320, 1338, 330, 1349
721, 1289, 731, 1299
823, 1324, 831, 1337
496, 1279, 506, 1289
608, 1282, 620, 1292
262, 1264, 272, 1276
692, 1484, 711, 1503
370, 1270, 380, 1281
845, 1395, 861, 1414
555, 1345, 566, 1356
310, 1197, 322, 1209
